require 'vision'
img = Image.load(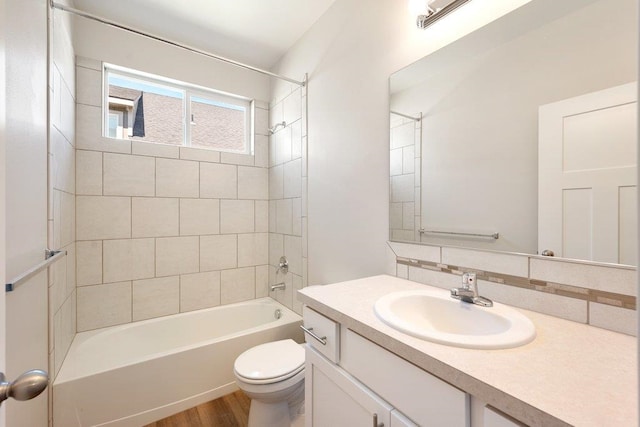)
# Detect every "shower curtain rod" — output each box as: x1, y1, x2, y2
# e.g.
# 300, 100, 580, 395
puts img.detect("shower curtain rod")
50, 1, 306, 87
390, 110, 421, 121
